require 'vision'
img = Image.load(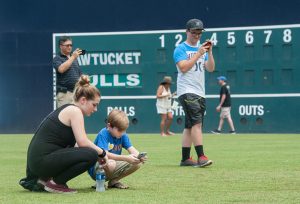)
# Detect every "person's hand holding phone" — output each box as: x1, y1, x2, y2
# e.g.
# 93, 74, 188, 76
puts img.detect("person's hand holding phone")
79, 49, 86, 55
203, 40, 213, 52
72, 48, 81, 58
127, 154, 141, 164
137, 152, 148, 163
203, 41, 212, 47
